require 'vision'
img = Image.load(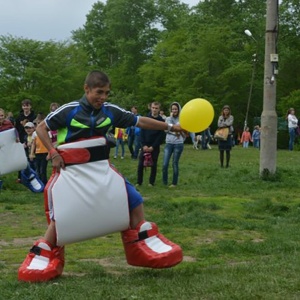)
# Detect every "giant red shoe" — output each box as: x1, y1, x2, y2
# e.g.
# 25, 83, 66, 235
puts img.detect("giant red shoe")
121, 221, 182, 268
18, 239, 64, 282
